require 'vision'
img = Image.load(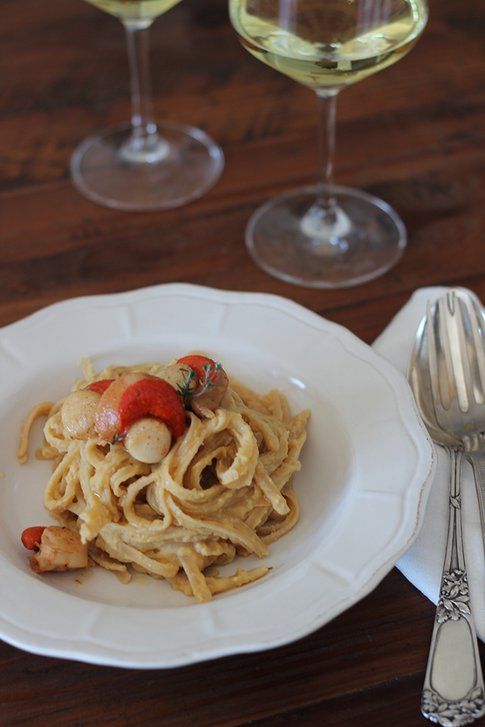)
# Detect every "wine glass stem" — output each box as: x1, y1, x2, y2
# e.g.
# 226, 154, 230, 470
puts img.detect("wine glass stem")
316, 90, 339, 219
300, 90, 349, 250
123, 22, 167, 162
